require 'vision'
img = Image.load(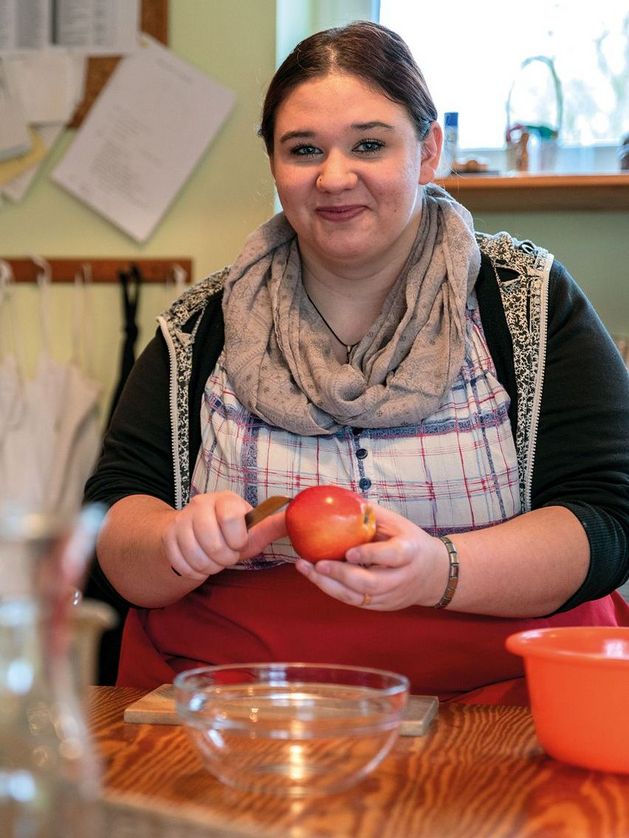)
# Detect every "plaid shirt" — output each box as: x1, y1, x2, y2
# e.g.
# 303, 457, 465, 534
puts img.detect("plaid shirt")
191, 303, 520, 567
